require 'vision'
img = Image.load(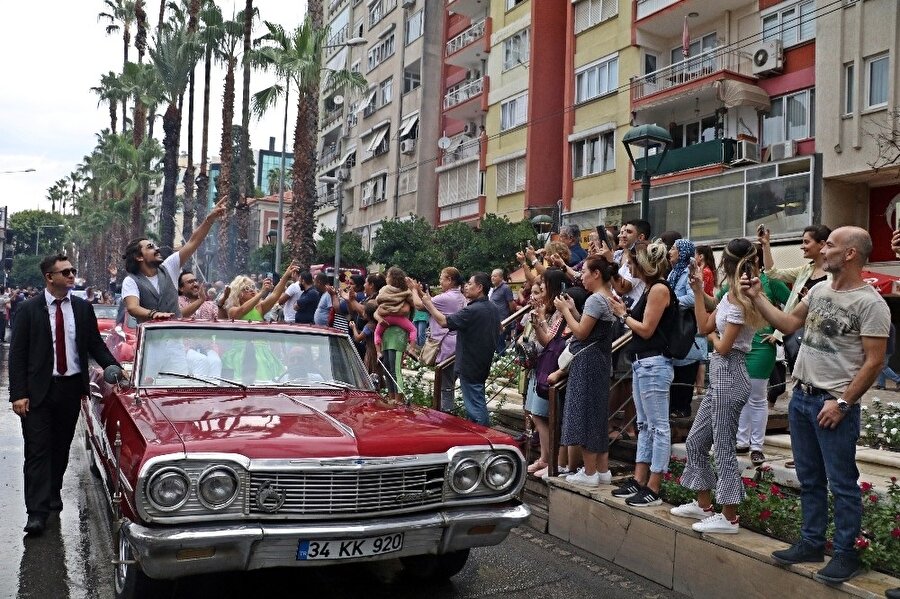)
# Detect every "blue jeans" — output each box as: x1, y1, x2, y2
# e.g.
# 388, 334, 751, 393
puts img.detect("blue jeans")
876, 354, 900, 386
415, 320, 428, 348
789, 386, 861, 557
632, 355, 674, 473
459, 377, 489, 426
